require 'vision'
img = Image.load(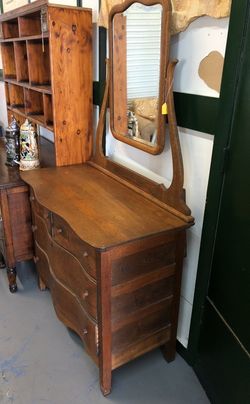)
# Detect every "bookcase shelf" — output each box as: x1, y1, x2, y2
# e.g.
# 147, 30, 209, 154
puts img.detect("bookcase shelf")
0, 0, 92, 167
19, 12, 42, 37
14, 41, 29, 82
